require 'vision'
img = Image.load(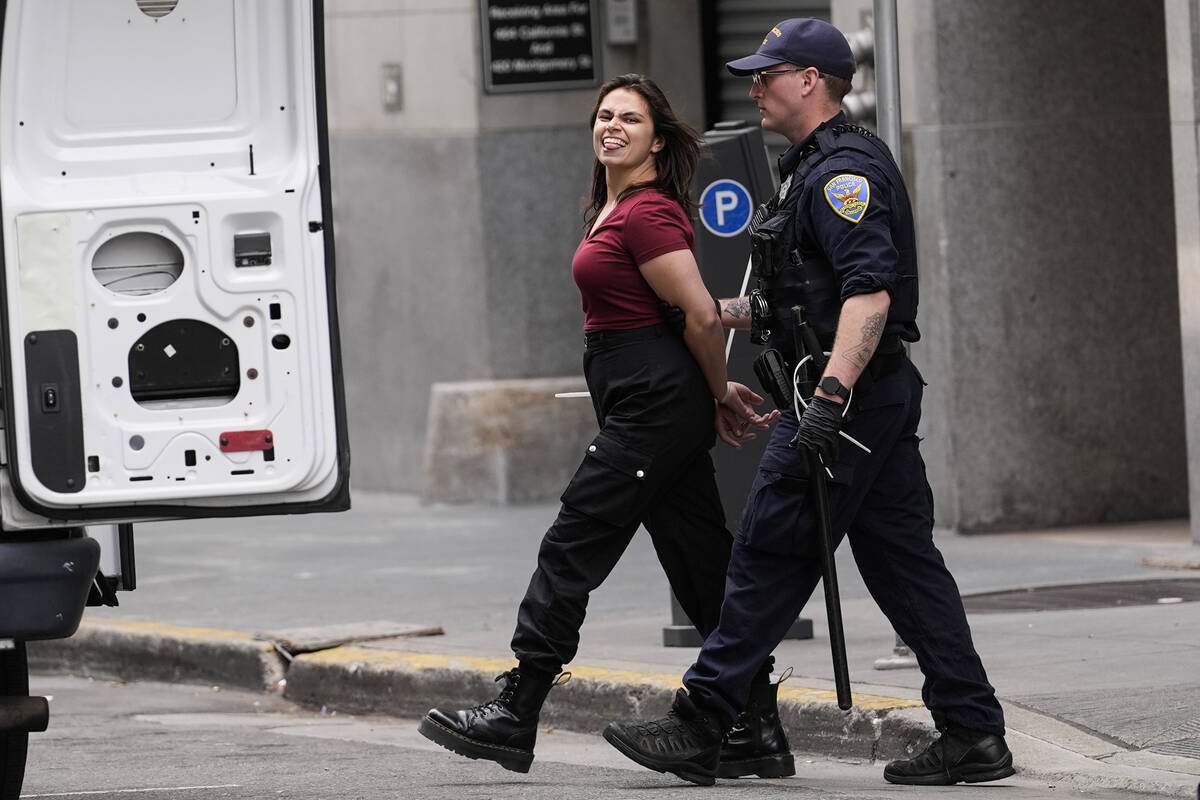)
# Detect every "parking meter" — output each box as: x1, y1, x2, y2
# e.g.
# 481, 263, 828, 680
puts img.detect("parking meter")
662, 122, 812, 646
692, 122, 777, 521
